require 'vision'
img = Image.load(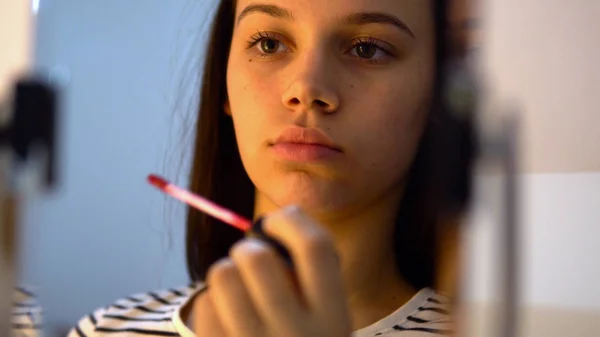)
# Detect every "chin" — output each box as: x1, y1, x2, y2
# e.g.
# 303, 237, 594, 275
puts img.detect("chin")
265, 171, 350, 215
